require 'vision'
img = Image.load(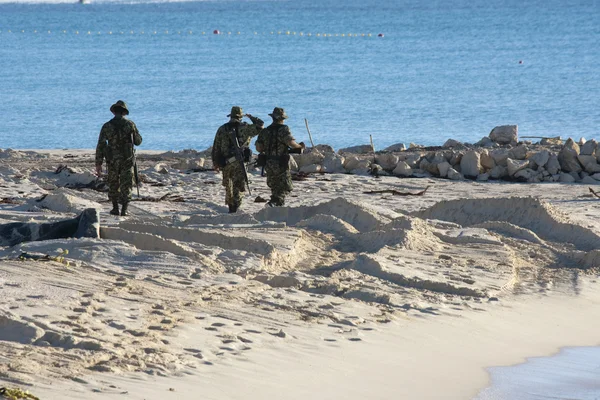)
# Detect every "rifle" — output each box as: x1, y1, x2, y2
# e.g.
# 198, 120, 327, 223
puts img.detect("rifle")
131, 132, 140, 197
229, 126, 252, 196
